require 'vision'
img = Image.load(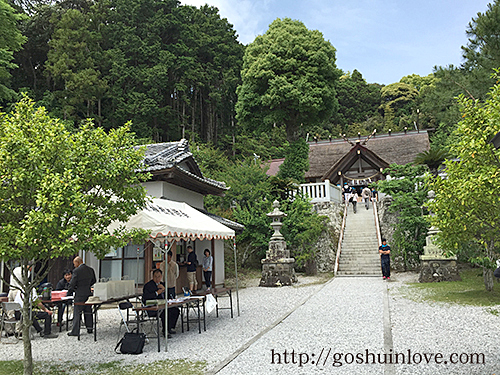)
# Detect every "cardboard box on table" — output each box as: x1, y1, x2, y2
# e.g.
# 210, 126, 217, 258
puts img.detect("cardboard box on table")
93, 280, 135, 301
